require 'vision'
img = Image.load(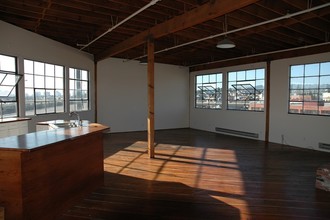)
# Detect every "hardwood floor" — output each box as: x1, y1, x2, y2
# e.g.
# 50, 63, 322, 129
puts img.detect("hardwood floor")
61, 129, 330, 220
